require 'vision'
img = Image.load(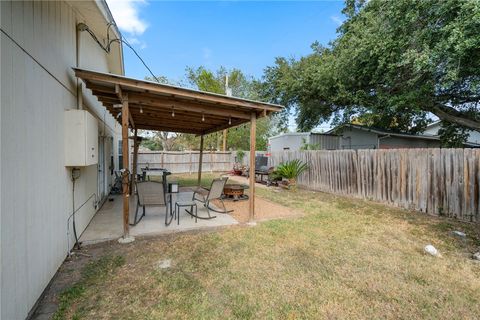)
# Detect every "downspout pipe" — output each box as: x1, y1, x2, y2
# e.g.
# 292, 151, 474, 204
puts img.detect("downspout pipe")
76, 23, 83, 110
